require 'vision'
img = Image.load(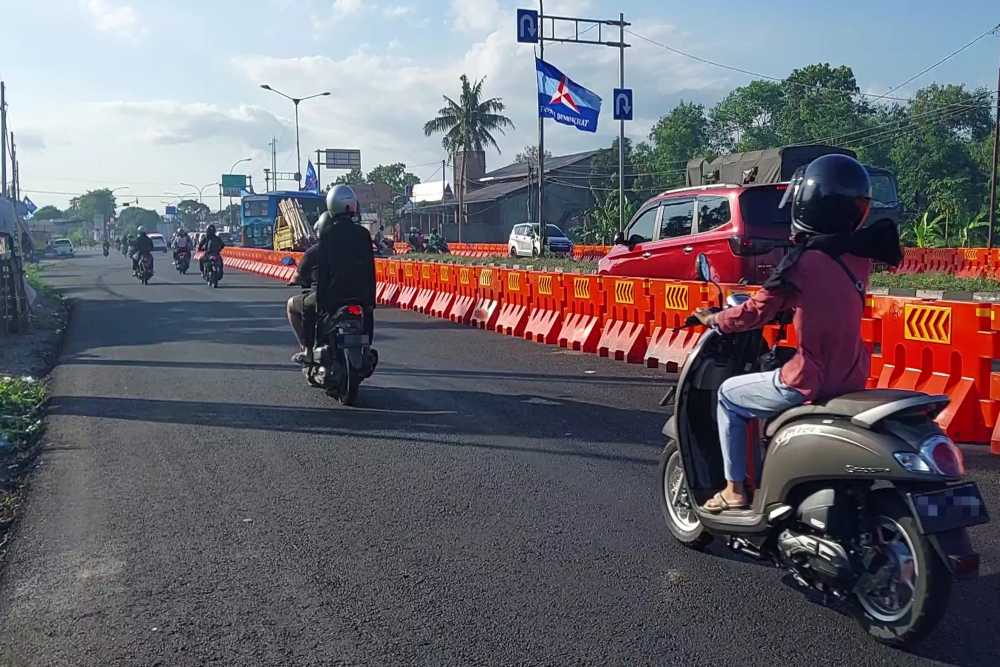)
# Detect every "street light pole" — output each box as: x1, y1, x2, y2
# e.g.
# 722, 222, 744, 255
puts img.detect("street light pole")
227, 157, 251, 231
259, 84, 330, 188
